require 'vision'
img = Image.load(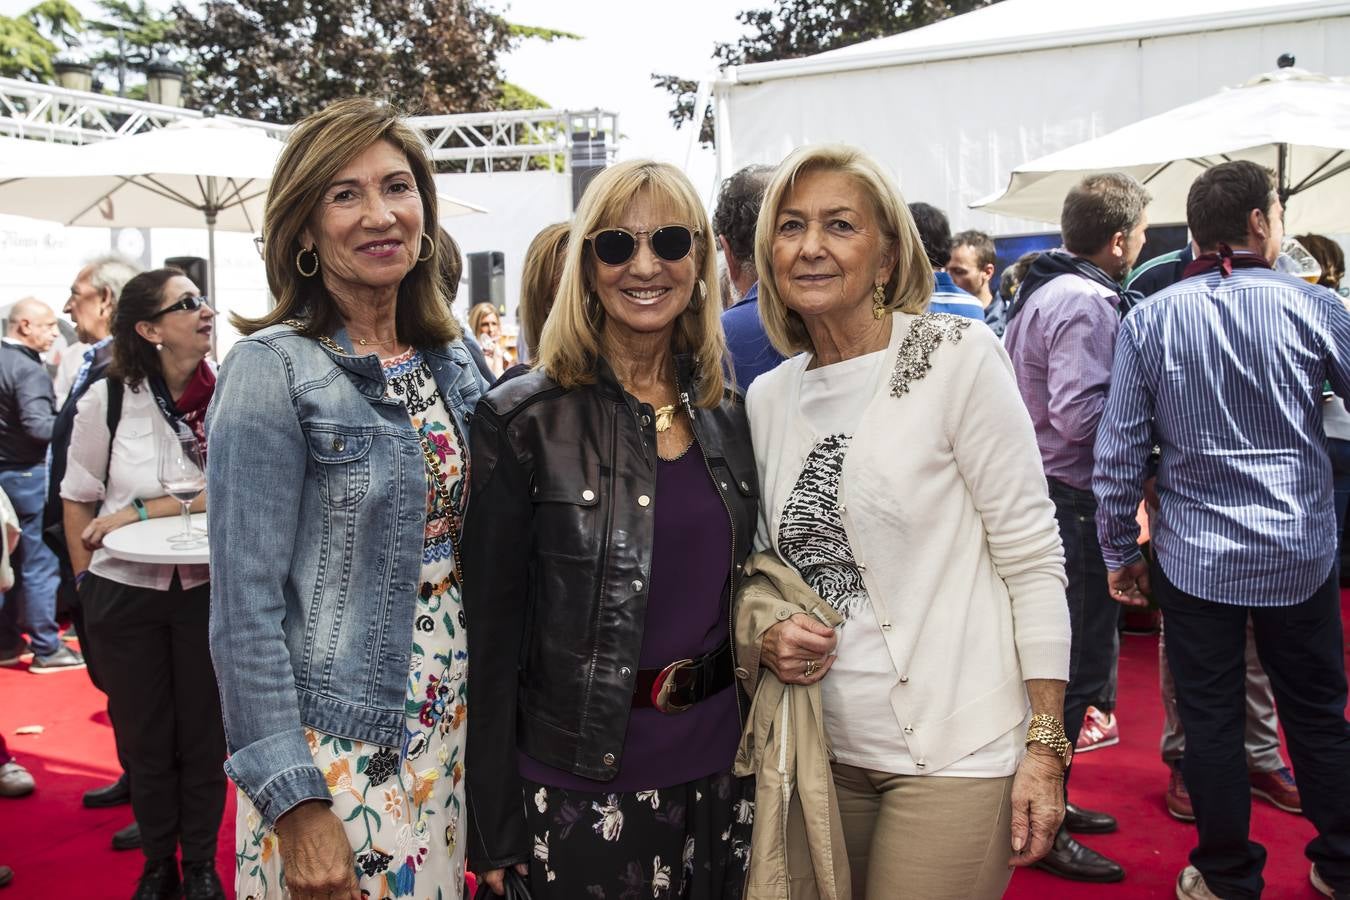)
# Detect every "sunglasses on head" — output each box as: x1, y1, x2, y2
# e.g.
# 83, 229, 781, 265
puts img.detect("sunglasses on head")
145, 294, 211, 320
586, 225, 698, 267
